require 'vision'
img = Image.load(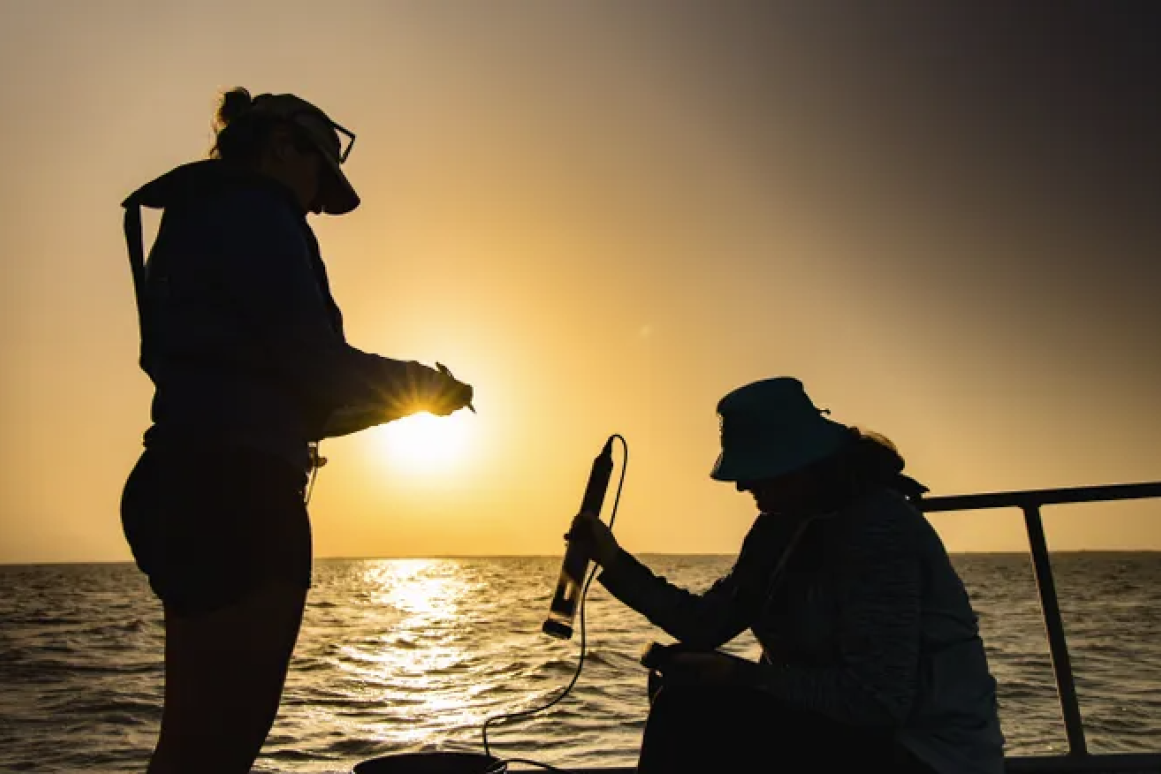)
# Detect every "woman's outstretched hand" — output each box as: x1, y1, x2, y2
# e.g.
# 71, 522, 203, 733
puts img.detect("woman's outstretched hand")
404, 361, 474, 416
326, 361, 474, 437
567, 510, 622, 567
